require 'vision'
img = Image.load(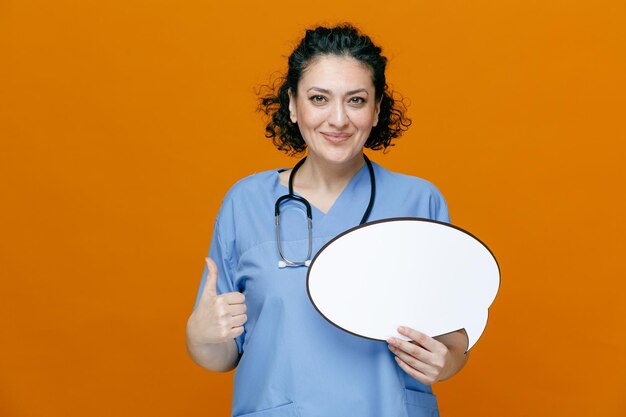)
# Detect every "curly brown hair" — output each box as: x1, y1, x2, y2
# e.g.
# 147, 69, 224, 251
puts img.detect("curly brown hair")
258, 24, 411, 156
